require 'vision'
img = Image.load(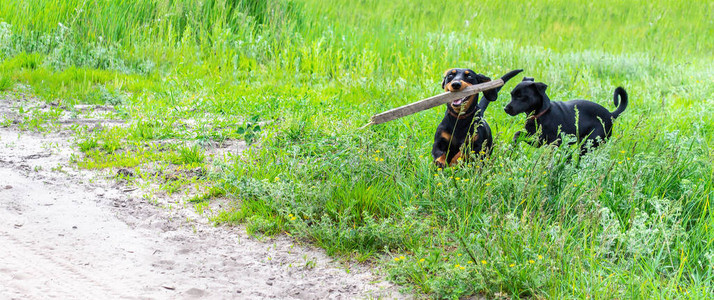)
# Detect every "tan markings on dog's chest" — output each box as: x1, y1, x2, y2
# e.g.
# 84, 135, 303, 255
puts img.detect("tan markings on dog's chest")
470, 133, 480, 143
440, 131, 452, 141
